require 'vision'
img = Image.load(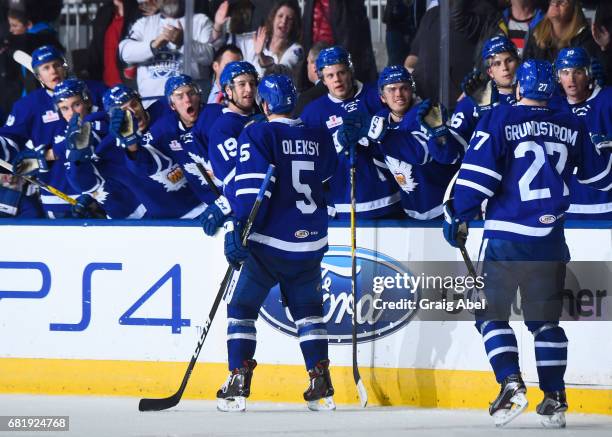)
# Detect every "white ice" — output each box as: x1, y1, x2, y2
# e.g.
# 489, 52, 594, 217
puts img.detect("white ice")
0, 395, 610, 437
